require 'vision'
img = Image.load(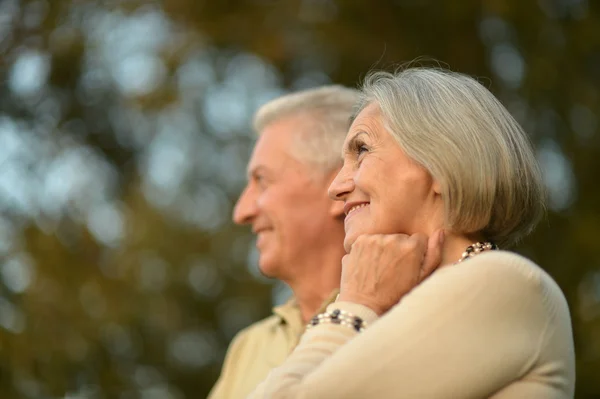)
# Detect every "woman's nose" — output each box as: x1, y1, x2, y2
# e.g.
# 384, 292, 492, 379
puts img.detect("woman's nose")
328, 167, 354, 201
